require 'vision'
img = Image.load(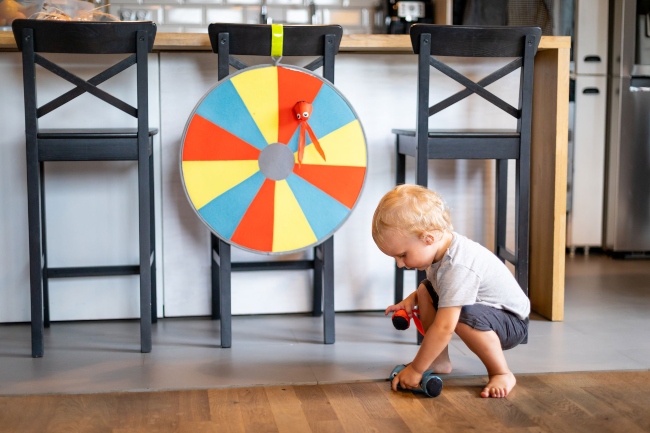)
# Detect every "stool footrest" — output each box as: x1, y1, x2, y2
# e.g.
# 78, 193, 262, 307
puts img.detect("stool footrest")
38, 128, 158, 138
231, 260, 315, 272
47, 265, 140, 278
38, 139, 139, 161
